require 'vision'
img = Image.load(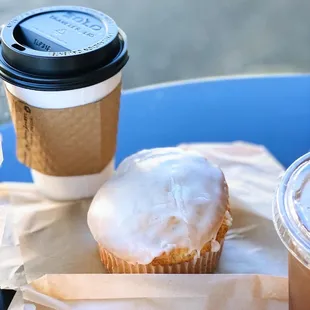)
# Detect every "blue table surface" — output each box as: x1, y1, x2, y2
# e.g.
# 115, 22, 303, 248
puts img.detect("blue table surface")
0, 75, 310, 308
1, 74, 310, 183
